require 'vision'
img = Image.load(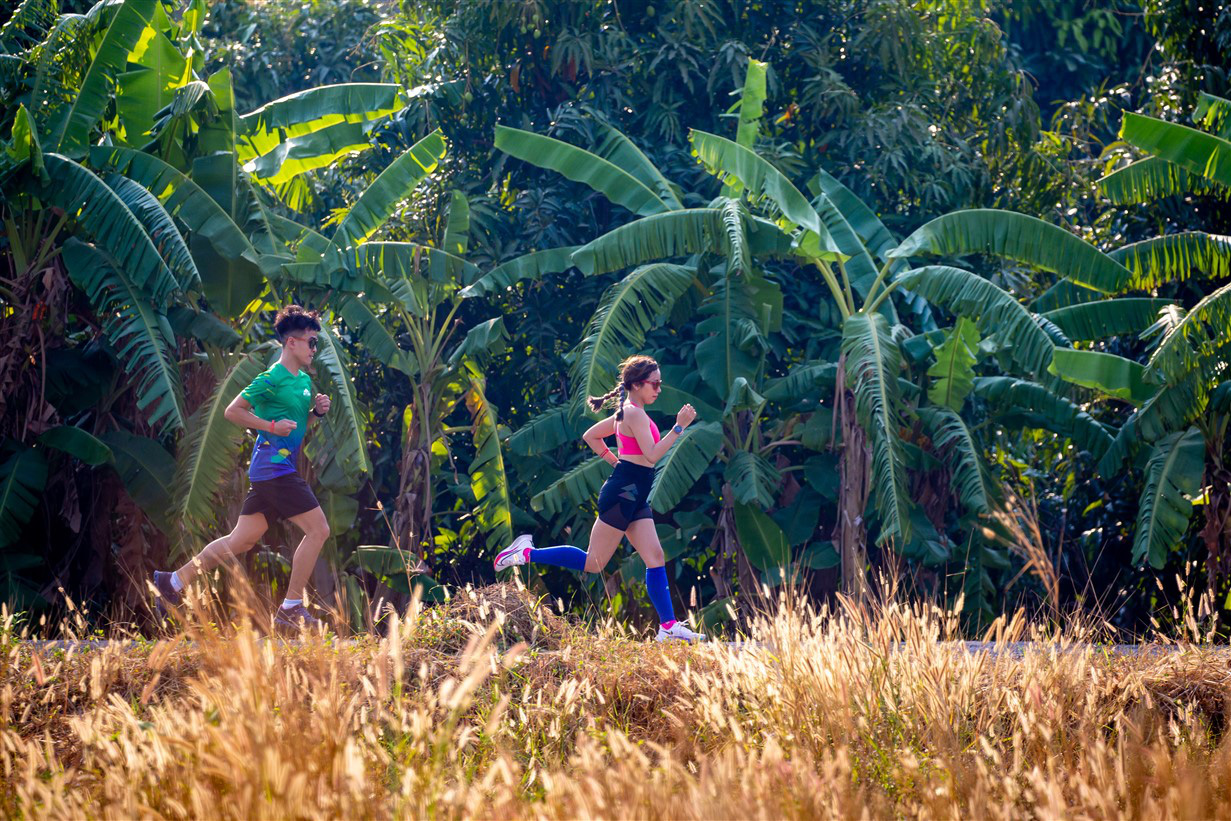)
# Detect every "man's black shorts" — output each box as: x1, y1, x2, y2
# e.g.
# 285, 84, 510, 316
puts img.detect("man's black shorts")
239, 473, 320, 522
